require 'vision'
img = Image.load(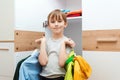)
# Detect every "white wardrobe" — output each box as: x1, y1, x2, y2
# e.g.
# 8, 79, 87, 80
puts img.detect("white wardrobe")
82, 0, 120, 80
0, 0, 82, 80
